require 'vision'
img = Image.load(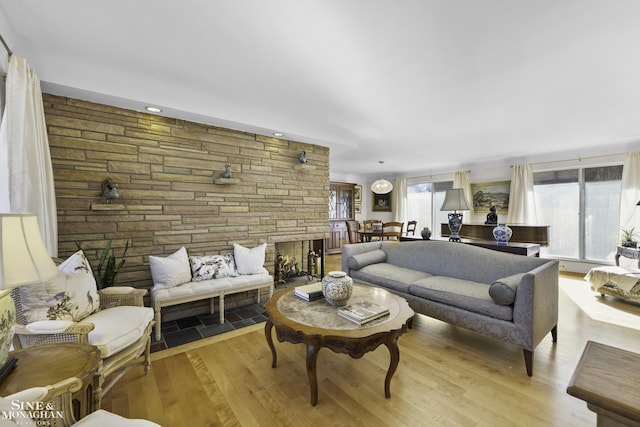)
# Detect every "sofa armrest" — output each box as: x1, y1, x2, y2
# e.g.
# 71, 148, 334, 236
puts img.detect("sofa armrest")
512, 260, 559, 349
341, 241, 384, 274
